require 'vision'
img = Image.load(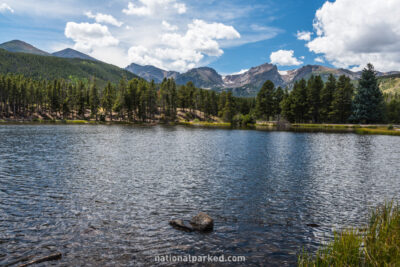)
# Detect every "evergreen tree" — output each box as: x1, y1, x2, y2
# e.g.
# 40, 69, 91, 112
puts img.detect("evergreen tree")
329, 75, 354, 123
319, 74, 336, 122
291, 79, 309, 122
222, 92, 235, 122
256, 80, 275, 120
273, 86, 284, 117
89, 80, 100, 120
351, 63, 384, 123
307, 75, 323, 123
102, 82, 115, 121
